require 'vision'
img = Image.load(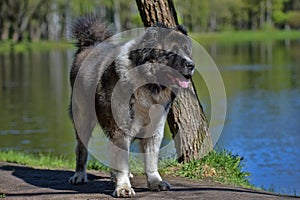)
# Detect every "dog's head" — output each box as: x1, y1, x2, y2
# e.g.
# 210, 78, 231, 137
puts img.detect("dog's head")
129, 23, 195, 89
